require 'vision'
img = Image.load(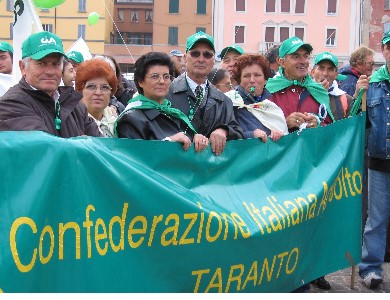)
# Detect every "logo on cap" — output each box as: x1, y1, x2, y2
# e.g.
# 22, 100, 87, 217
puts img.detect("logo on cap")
40, 37, 57, 47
